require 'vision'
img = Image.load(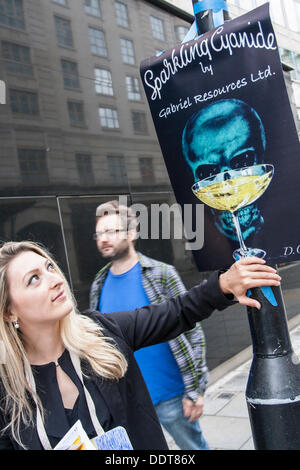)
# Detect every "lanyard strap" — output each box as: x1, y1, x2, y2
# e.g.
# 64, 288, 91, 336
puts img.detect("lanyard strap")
69, 351, 104, 437
25, 352, 104, 450
25, 362, 52, 450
